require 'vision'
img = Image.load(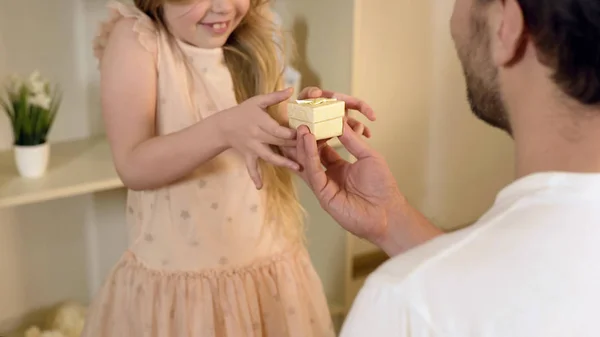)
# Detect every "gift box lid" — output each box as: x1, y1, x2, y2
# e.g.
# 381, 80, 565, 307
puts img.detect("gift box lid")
287, 98, 345, 123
